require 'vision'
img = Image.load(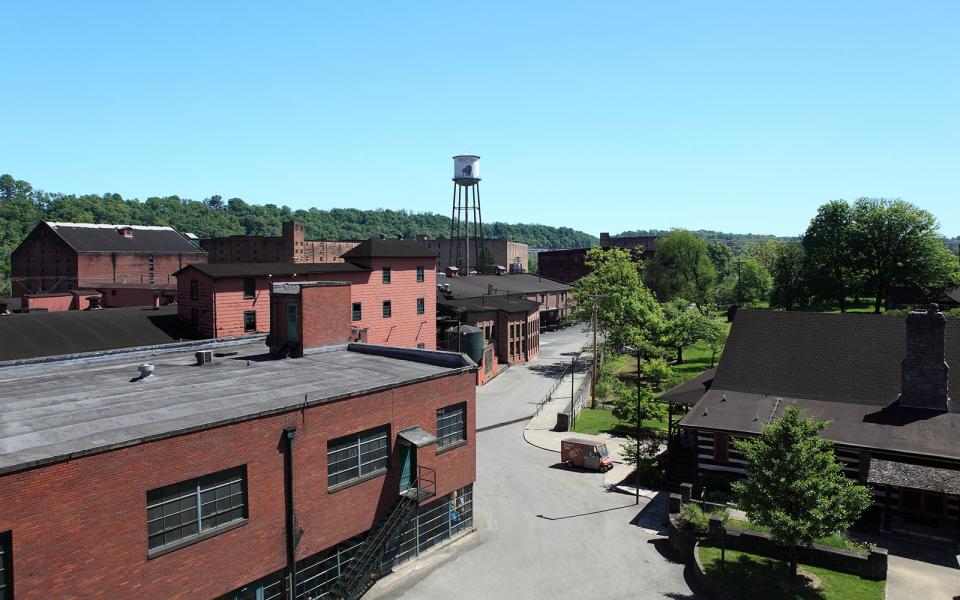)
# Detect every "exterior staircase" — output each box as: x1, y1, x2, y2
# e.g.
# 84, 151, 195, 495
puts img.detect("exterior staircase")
329, 467, 435, 600
662, 444, 695, 493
